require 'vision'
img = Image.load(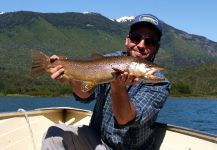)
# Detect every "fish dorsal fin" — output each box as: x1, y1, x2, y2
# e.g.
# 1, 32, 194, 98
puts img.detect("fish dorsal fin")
81, 81, 96, 92
89, 53, 105, 60
58, 56, 68, 60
